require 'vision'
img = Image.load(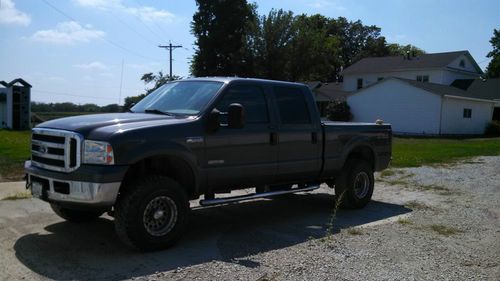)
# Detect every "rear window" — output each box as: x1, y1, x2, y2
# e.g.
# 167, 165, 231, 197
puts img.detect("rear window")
274, 86, 311, 125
